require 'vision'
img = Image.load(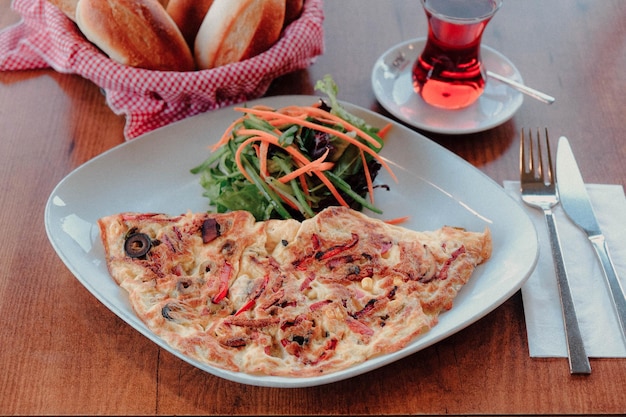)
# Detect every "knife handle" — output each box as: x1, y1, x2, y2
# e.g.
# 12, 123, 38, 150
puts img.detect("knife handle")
544, 209, 592, 374
589, 235, 626, 343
